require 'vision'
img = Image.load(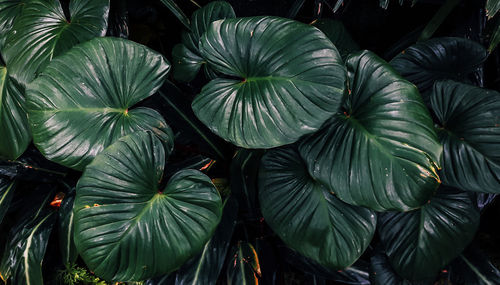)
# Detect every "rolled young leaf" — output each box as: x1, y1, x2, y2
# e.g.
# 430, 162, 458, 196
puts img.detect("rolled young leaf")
259, 146, 376, 270
431, 80, 500, 194
193, 16, 346, 148
74, 131, 223, 282
390, 37, 487, 105
27, 37, 173, 170
2, 0, 110, 86
172, 1, 235, 82
300, 50, 442, 212
378, 186, 479, 281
